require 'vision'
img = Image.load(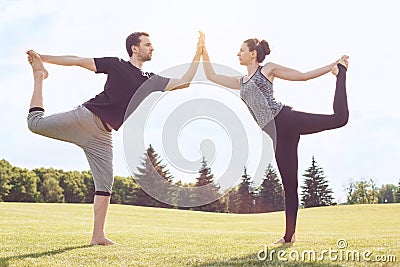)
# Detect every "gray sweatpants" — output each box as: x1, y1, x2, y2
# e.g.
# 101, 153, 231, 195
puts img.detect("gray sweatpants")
27, 105, 113, 194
